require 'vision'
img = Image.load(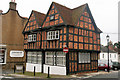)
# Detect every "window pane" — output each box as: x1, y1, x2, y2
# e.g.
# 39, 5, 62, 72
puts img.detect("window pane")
37, 52, 42, 64
45, 52, 55, 65
56, 52, 66, 66
56, 31, 59, 39
53, 31, 55, 39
